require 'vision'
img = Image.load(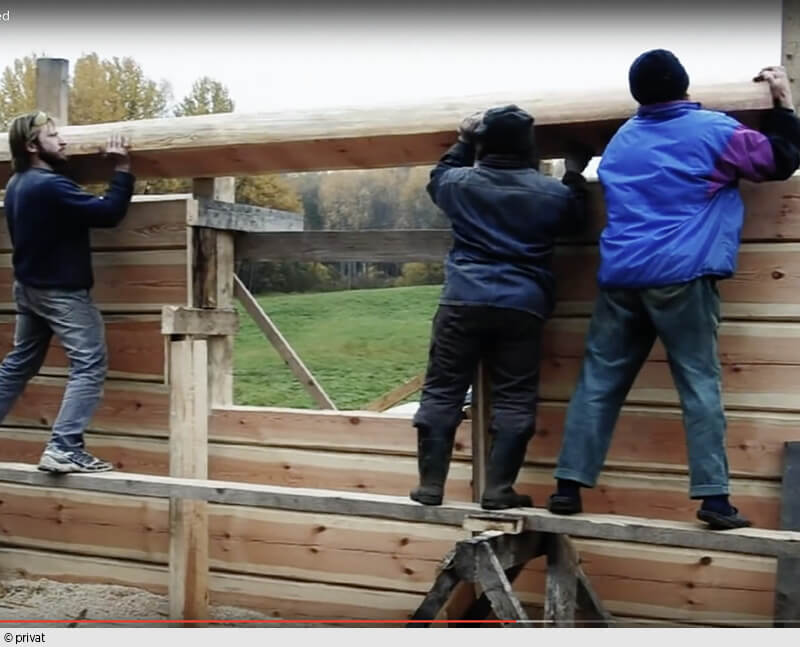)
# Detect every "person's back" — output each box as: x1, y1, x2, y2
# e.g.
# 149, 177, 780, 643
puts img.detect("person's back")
548, 51, 800, 530
598, 99, 797, 288
411, 104, 591, 511
429, 109, 587, 319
